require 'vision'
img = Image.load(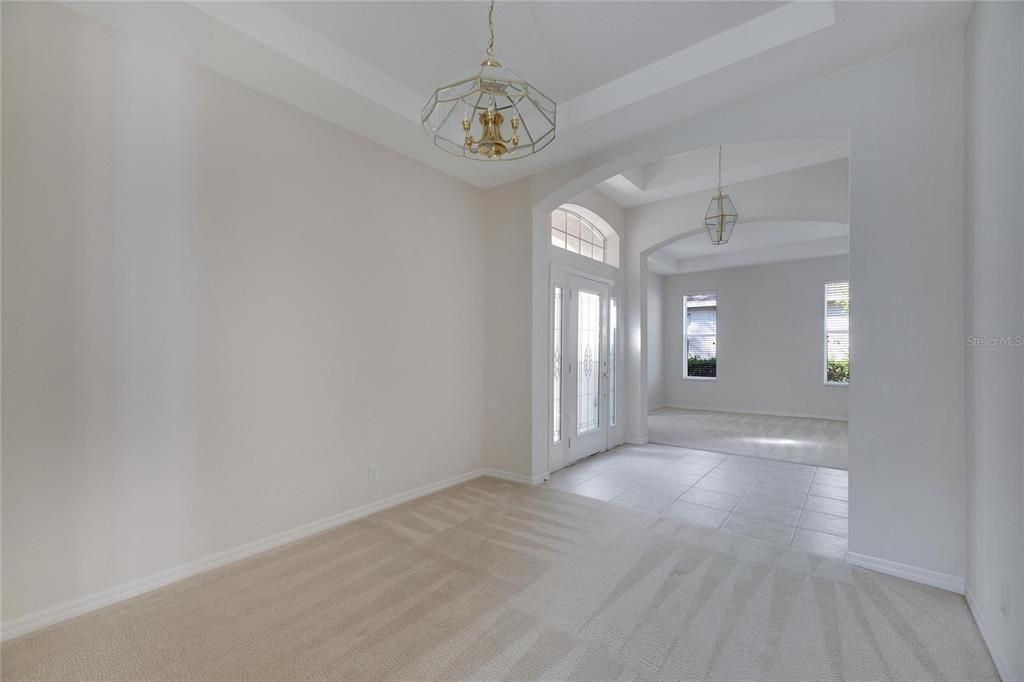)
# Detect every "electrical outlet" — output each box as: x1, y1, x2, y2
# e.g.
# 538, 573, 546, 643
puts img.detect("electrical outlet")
368, 466, 377, 483
1000, 579, 1010, 618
